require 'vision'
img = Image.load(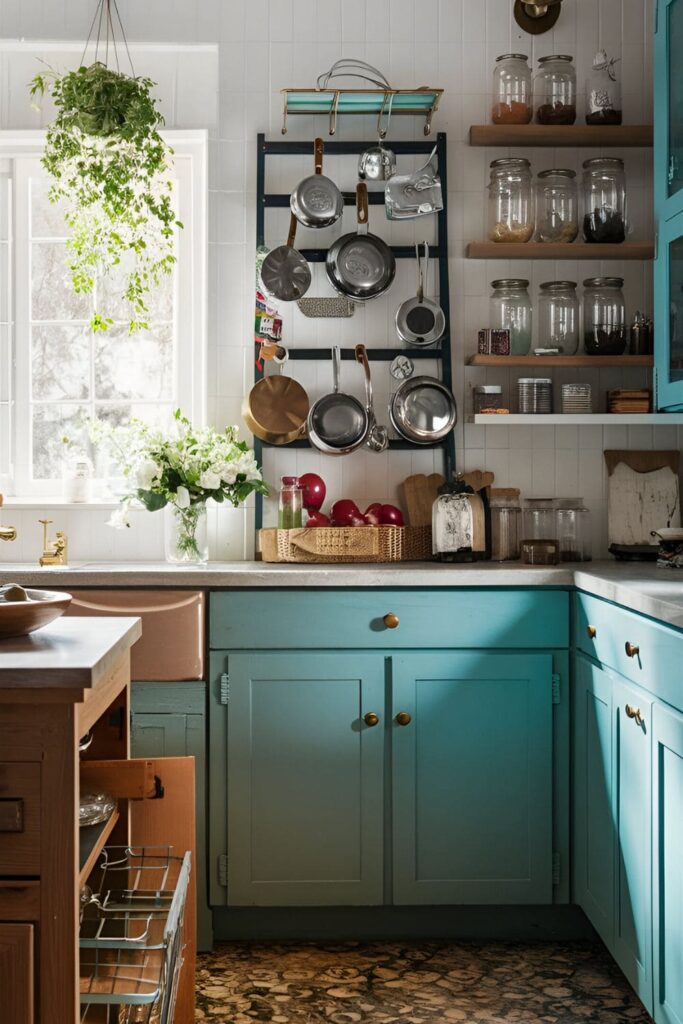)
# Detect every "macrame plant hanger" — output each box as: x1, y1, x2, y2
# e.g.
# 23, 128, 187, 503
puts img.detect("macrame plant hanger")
81, 0, 135, 75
